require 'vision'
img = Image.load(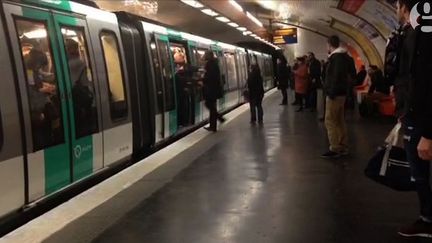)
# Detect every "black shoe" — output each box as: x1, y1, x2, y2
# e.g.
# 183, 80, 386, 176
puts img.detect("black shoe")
320, 151, 341, 159
204, 127, 217, 132
218, 117, 226, 123
291, 102, 299, 106
296, 107, 303, 112
280, 102, 287, 106
258, 120, 263, 125
398, 219, 432, 238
